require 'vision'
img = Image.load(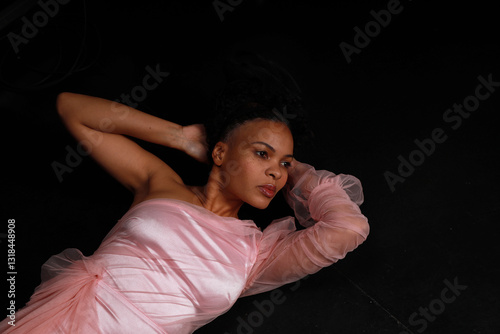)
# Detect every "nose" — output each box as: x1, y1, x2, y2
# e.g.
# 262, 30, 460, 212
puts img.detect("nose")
266, 163, 282, 180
